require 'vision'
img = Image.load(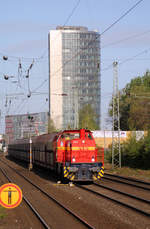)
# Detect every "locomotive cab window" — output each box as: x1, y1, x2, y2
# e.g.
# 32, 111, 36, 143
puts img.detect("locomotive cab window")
61, 133, 79, 140
60, 134, 70, 140
87, 133, 93, 140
